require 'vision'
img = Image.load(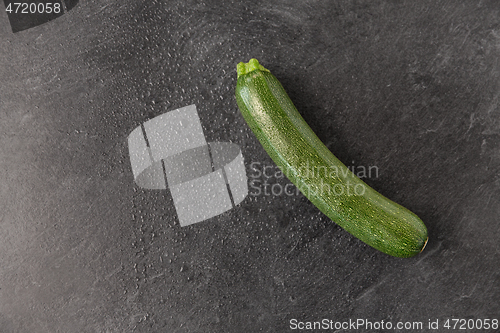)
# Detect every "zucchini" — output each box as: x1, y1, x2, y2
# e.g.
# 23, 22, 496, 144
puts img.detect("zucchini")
235, 58, 428, 258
